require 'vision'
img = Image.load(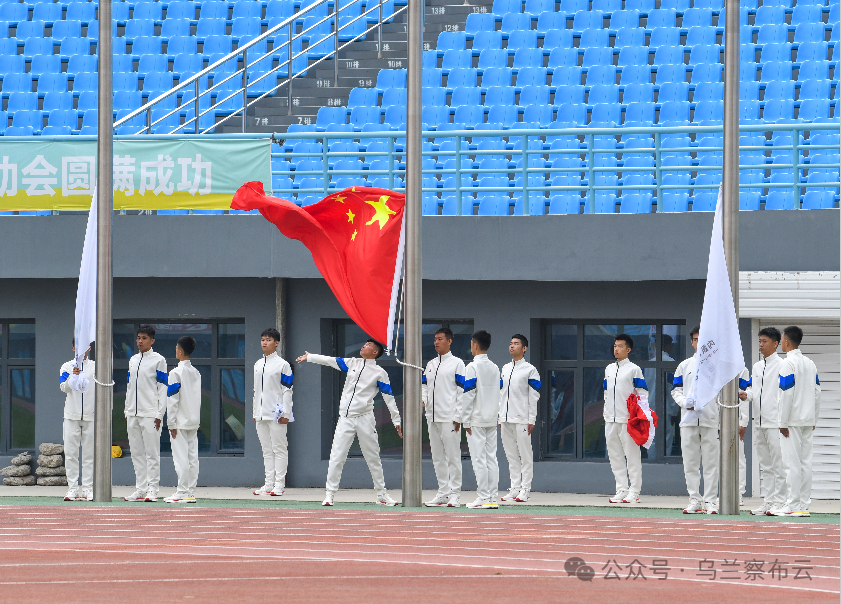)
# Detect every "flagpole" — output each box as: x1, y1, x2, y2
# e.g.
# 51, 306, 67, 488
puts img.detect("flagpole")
719, 0, 740, 516
401, 0, 423, 507
93, 0, 114, 502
